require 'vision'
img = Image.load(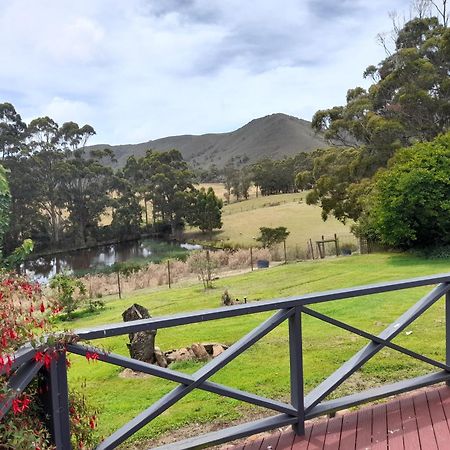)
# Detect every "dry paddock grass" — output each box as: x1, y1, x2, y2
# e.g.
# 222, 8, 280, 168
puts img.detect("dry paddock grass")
80, 248, 272, 298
